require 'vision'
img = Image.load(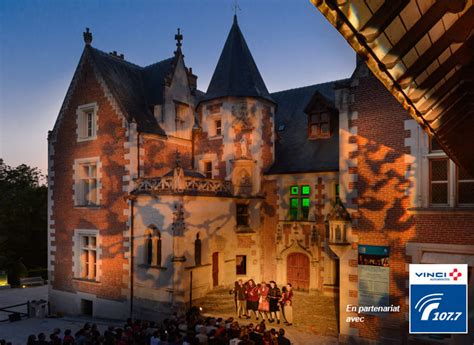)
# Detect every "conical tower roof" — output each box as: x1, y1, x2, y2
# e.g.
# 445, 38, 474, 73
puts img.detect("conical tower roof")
202, 15, 274, 104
